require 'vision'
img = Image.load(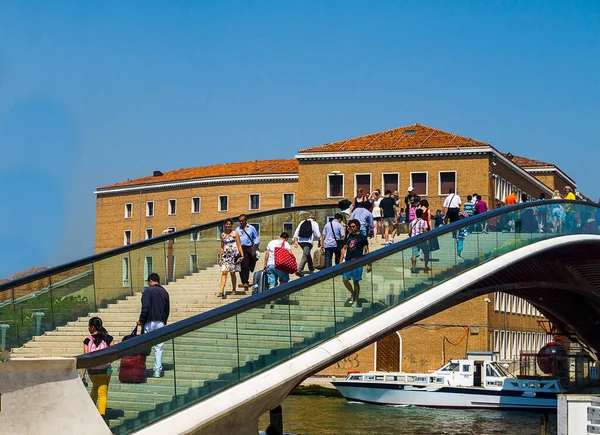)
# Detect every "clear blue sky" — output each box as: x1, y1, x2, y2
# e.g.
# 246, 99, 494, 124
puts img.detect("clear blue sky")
1, 1, 599, 278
